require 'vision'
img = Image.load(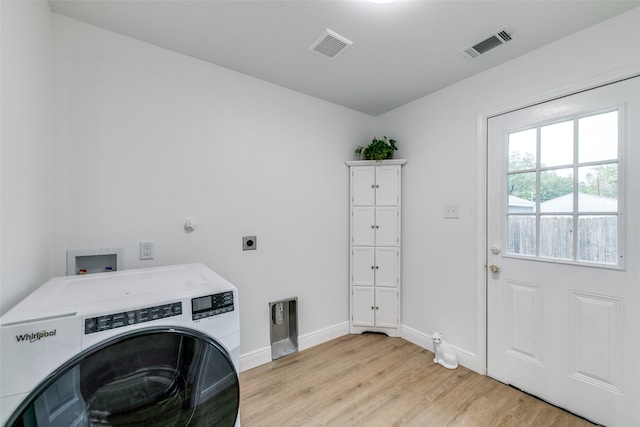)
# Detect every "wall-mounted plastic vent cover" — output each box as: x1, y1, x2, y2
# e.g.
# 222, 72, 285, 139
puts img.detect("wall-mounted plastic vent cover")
308, 29, 353, 59
460, 27, 516, 59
